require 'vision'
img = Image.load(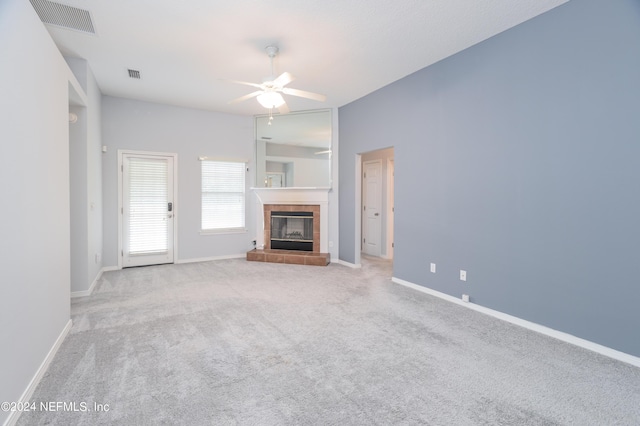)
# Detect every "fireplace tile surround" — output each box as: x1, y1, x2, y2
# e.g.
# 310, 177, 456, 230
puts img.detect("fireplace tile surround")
247, 188, 331, 266
263, 204, 320, 252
